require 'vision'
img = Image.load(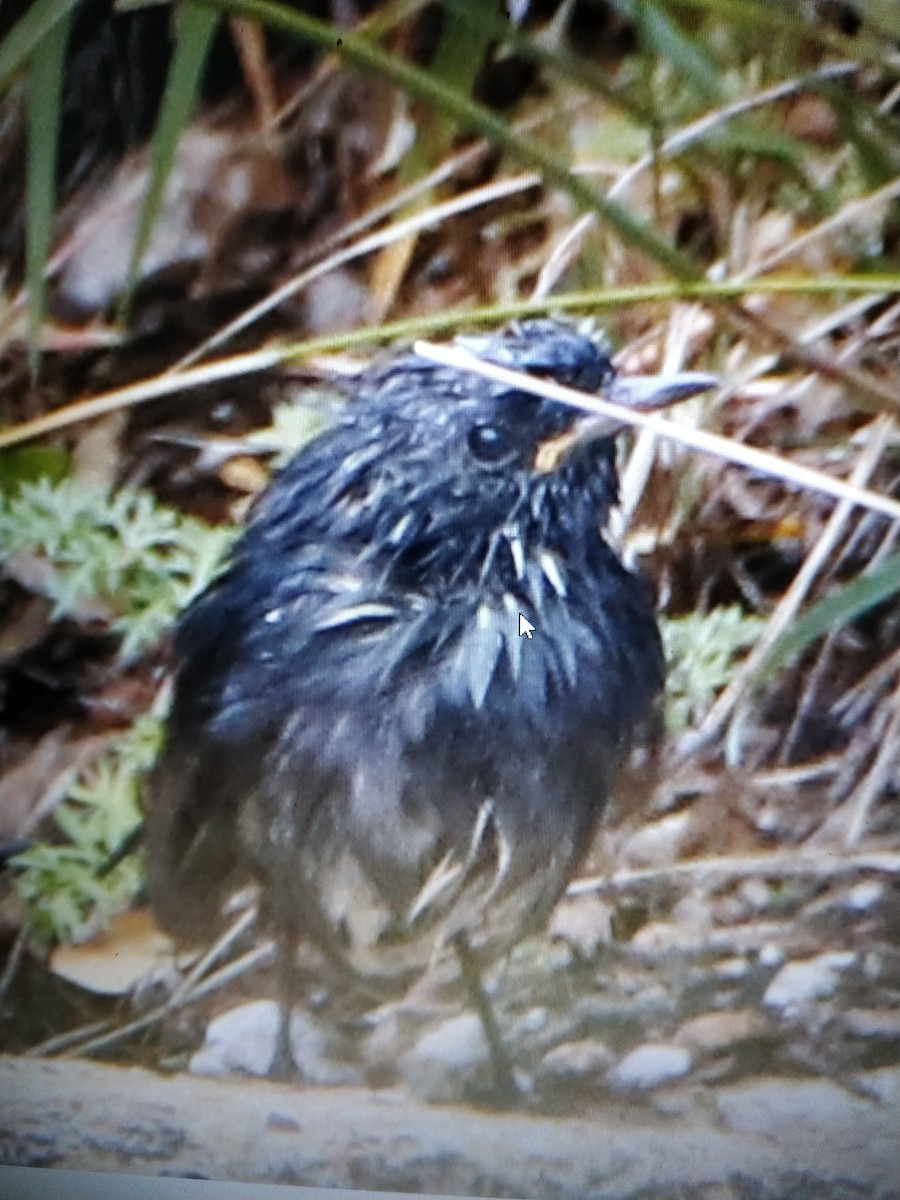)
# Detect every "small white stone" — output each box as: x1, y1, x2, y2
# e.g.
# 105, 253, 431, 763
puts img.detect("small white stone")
758, 942, 785, 968
620, 812, 691, 869
189, 1000, 358, 1085
864, 950, 885, 980
843, 1008, 900, 1039
738, 877, 774, 913
549, 894, 612, 958
716, 956, 750, 981
401, 1014, 491, 1104
509, 1006, 549, 1039
538, 1039, 614, 1084
630, 921, 706, 955
756, 806, 780, 834
606, 1043, 693, 1091
676, 1009, 768, 1055
844, 880, 884, 912
763, 952, 856, 1012
190, 1000, 283, 1078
